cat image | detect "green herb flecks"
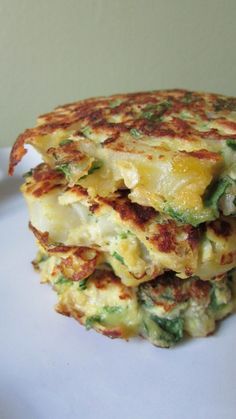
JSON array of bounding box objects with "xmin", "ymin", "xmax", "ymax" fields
[
  {"xmin": 130, "ymin": 128, "xmax": 143, "ymax": 139},
  {"xmin": 226, "ymin": 139, "xmax": 236, "ymax": 150},
  {"xmin": 59, "ymin": 139, "xmax": 73, "ymax": 146},
  {"xmin": 112, "ymin": 251, "xmax": 125, "ymax": 265},
  {"xmin": 109, "ymin": 98, "xmax": 123, "ymax": 108}
]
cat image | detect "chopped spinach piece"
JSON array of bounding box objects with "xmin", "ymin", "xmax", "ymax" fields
[
  {"xmin": 166, "ymin": 207, "xmax": 187, "ymax": 224},
  {"xmin": 144, "ymin": 100, "xmax": 172, "ymax": 112},
  {"xmin": 227, "ymin": 269, "xmax": 236, "ymax": 284},
  {"xmin": 109, "ymin": 98, "xmax": 123, "ymax": 108},
  {"xmin": 142, "ymin": 110, "xmax": 158, "ymax": 121},
  {"xmin": 165, "ymin": 206, "xmax": 205, "ymax": 227},
  {"xmin": 151, "ymin": 315, "xmax": 184, "ymax": 343},
  {"xmin": 130, "ymin": 128, "xmax": 142, "ymax": 139},
  {"xmin": 38, "ymin": 254, "xmax": 49, "ymax": 263},
  {"xmin": 160, "ymin": 293, "xmax": 175, "ymax": 302},
  {"xmin": 55, "ymin": 276, "xmax": 72, "ymax": 286},
  {"xmin": 23, "ymin": 169, "xmax": 33, "ymax": 178},
  {"xmin": 112, "ymin": 251, "xmax": 125, "ymax": 265},
  {"xmin": 182, "ymin": 92, "xmax": 194, "ymax": 104},
  {"xmin": 78, "ymin": 278, "xmax": 88, "ymax": 290},
  {"xmin": 142, "ymin": 320, "xmax": 149, "ymax": 335},
  {"xmin": 88, "ymin": 161, "xmax": 103, "ymax": 175},
  {"xmin": 214, "ymin": 98, "xmax": 236, "ymax": 112},
  {"xmin": 119, "ymin": 232, "xmax": 128, "ymax": 239},
  {"xmin": 103, "ymin": 306, "xmax": 122, "ymax": 314},
  {"xmin": 56, "ymin": 163, "xmax": 71, "ymax": 178},
  {"xmin": 85, "ymin": 315, "xmax": 102, "ymax": 330},
  {"xmin": 226, "ymin": 139, "xmax": 236, "ymax": 150},
  {"xmin": 119, "ymin": 230, "xmax": 132, "ymax": 239},
  {"xmin": 205, "ymin": 177, "xmax": 233, "ymax": 215},
  {"xmin": 59, "ymin": 139, "xmax": 73, "ymax": 146},
  {"xmin": 138, "ymin": 292, "xmax": 154, "ymax": 309},
  {"xmin": 209, "ymin": 285, "xmax": 228, "ymax": 312},
  {"xmin": 81, "ymin": 126, "xmax": 92, "ymax": 138},
  {"xmin": 105, "ymin": 262, "xmax": 112, "ymax": 268},
  {"xmin": 179, "ymin": 111, "xmax": 191, "ymax": 120},
  {"xmin": 80, "ymin": 160, "xmax": 103, "ymax": 180},
  {"xmin": 141, "ymin": 100, "xmax": 172, "ymax": 122}
]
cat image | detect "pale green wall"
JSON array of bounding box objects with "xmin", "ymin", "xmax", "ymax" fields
[{"xmin": 1, "ymin": 0, "xmax": 236, "ymax": 147}]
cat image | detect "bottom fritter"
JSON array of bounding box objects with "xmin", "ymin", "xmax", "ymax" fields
[{"xmin": 34, "ymin": 252, "xmax": 236, "ymax": 348}]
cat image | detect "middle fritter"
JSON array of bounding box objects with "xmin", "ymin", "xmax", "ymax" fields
[{"xmin": 22, "ymin": 163, "xmax": 236, "ymax": 287}]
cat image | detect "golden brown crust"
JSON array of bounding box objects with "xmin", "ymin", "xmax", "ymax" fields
[
  {"xmin": 47, "ymin": 141, "xmax": 88, "ymax": 165},
  {"xmin": 24, "ymin": 164, "xmax": 65, "ymax": 197},
  {"xmin": 58, "ymin": 248, "xmax": 99, "ymax": 282},
  {"xmin": 9, "ymin": 89, "xmax": 236, "ymax": 174},
  {"xmin": 181, "ymin": 149, "xmax": 221, "ymax": 161},
  {"xmin": 142, "ymin": 273, "xmax": 211, "ymax": 308},
  {"xmin": 29, "ymin": 223, "xmax": 101, "ymax": 281},
  {"xmin": 9, "ymin": 130, "xmax": 29, "ymax": 175},
  {"xmin": 99, "ymin": 191, "xmax": 157, "ymax": 229},
  {"xmin": 189, "ymin": 279, "xmax": 211, "ymax": 300},
  {"xmin": 96, "ymin": 191, "xmax": 199, "ymax": 259},
  {"xmin": 149, "ymin": 222, "xmax": 179, "ymax": 253}
]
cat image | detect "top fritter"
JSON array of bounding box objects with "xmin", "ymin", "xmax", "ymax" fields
[{"xmin": 9, "ymin": 89, "xmax": 236, "ymax": 226}]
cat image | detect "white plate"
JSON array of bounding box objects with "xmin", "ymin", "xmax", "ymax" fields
[{"xmin": 1, "ymin": 147, "xmax": 236, "ymax": 419}]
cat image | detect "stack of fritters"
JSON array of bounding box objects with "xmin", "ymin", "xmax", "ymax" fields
[{"xmin": 9, "ymin": 89, "xmax": 236, "ymax": 347}]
